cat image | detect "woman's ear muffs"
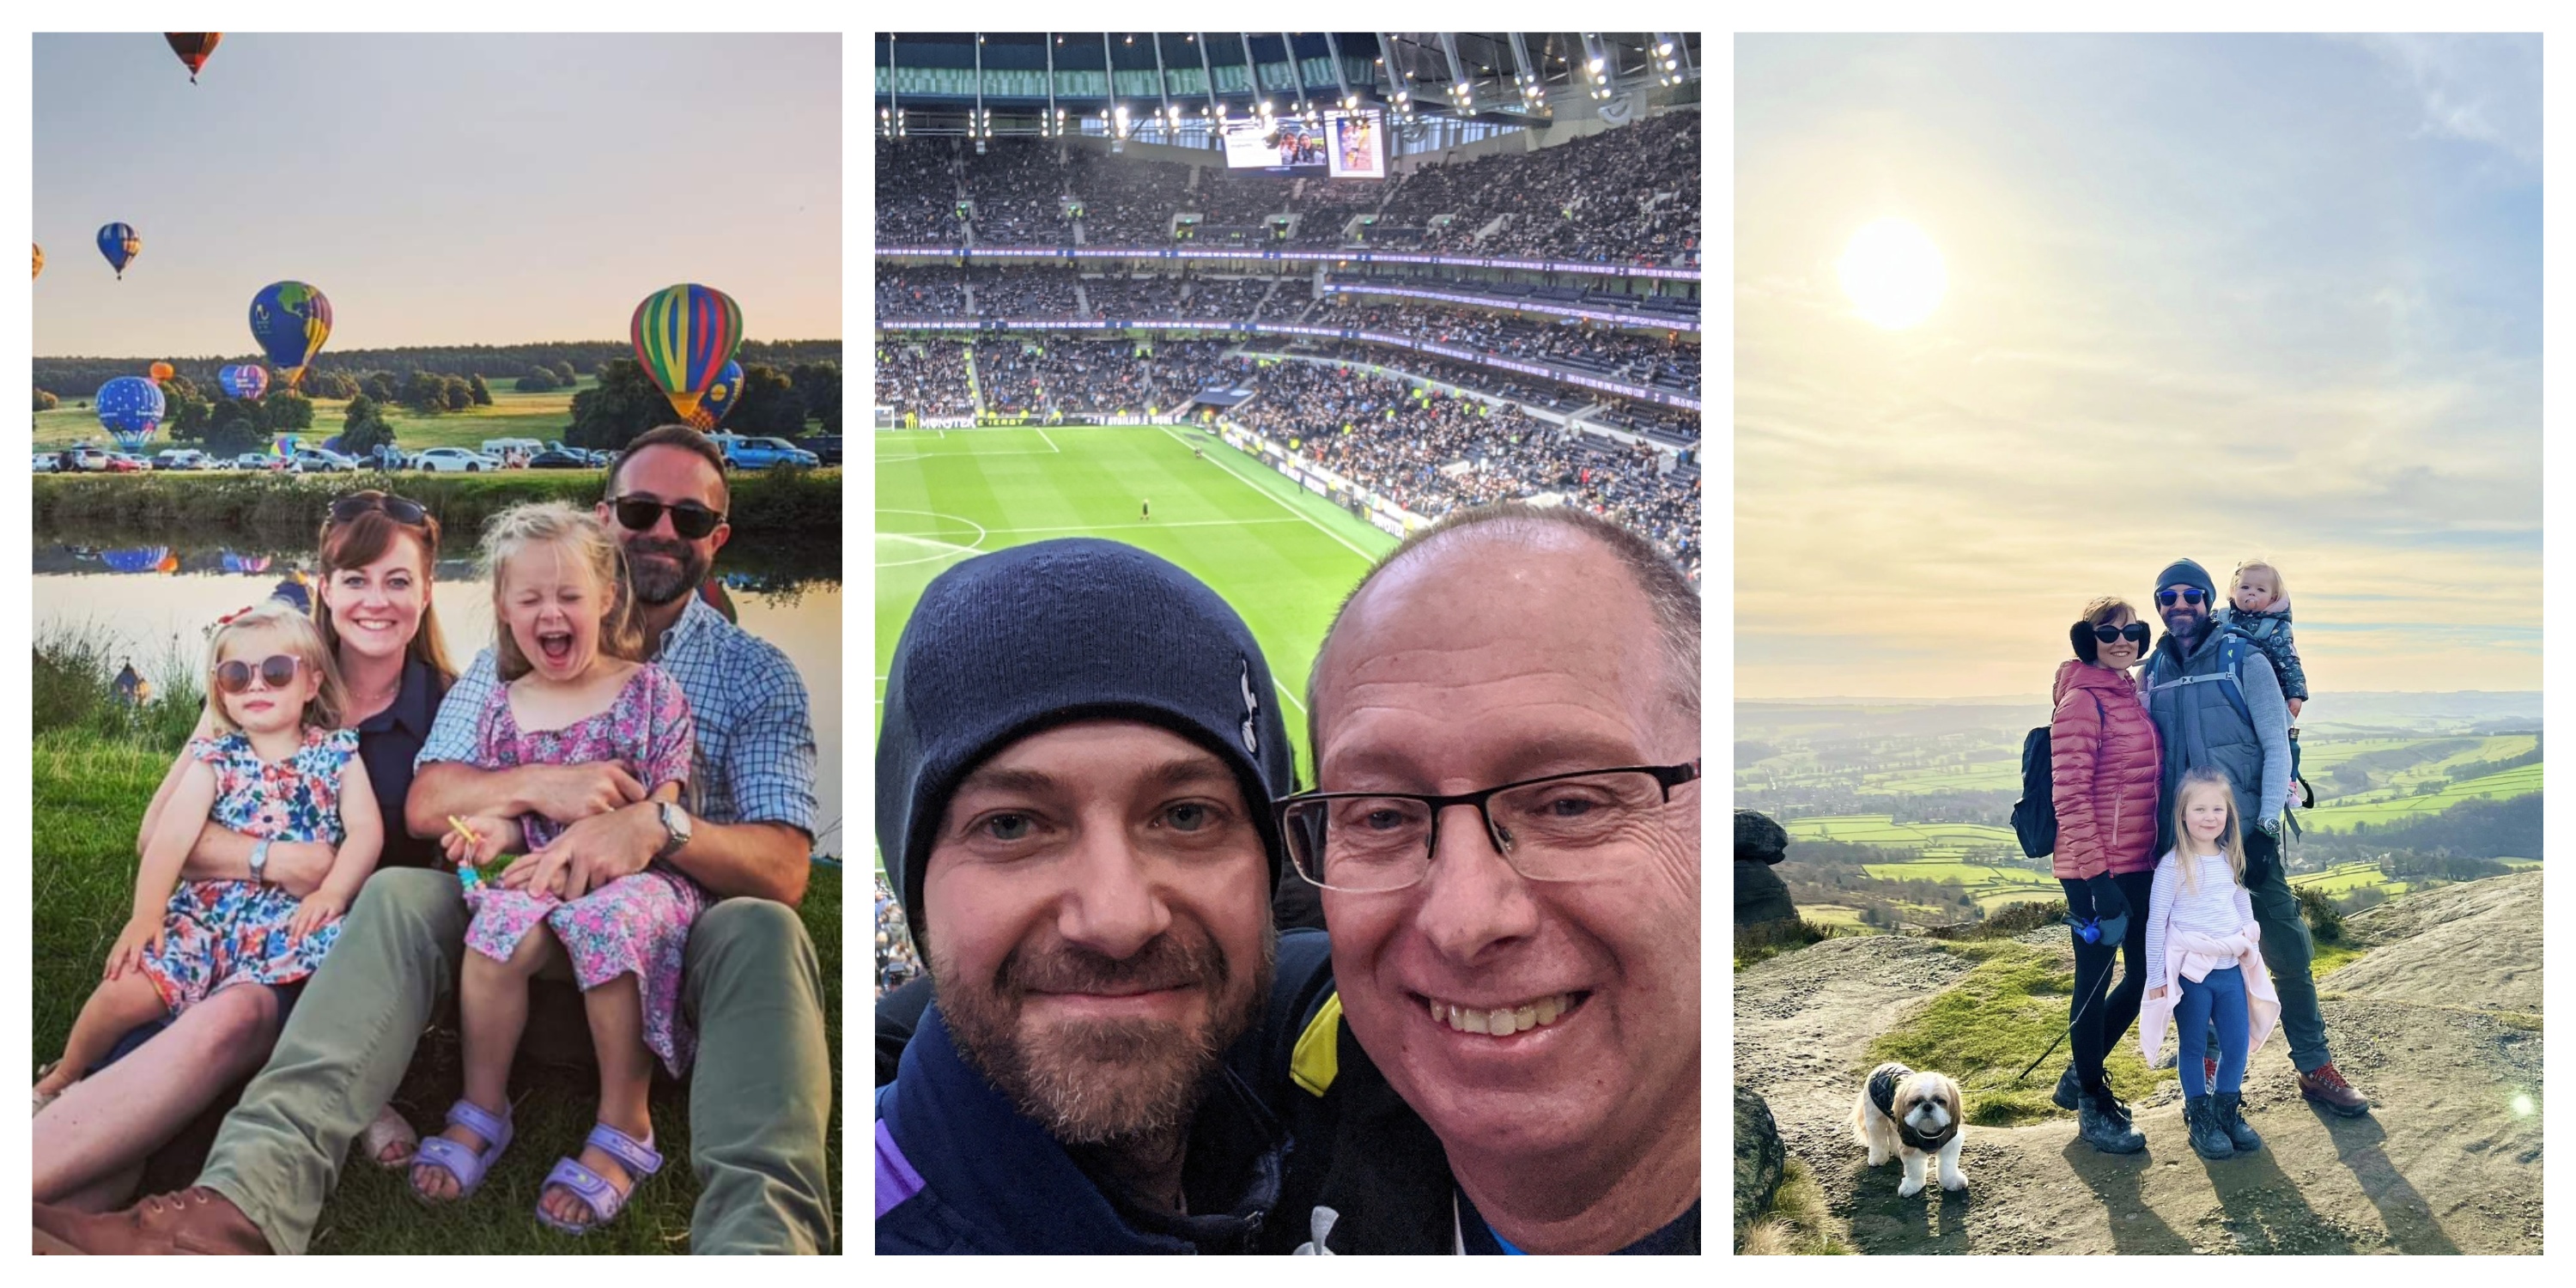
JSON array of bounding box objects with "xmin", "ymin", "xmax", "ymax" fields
[{"xmin": 2070, "ymin": 620, "xmax": 2099, "ymax": 663}]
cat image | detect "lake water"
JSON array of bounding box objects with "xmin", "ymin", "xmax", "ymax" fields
[{"xmin": 33, "ymin": 529, "xmax": 845, "ymax": 857}]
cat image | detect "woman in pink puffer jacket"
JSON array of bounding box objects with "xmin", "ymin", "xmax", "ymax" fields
[{"xmin": 2048, "ymin": 597, "xmax": 2164, "ymax": 1151}]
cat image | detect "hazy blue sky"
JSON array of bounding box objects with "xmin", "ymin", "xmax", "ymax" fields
[
  {"xmin": 34, "ymin": 33, "xmax": 841, "ymax": 356},
  {"xmin": 1736, "ymin": 34, "xmax": 2540, "ymax": 699}
]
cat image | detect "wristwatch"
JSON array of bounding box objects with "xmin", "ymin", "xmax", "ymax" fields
[
  {"xmin": 249, "ymin": 838, "xmax": 273, "ymax": 884},
  {"xmin": 653, "ymin": 801, "xmax": 693, "ymax": 861}
]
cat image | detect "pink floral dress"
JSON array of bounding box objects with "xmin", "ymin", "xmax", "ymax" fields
[
  {"xmin": 140, "ymin": 727, "xmax": 361, "ymax": 1014},
  {"xmin": 460, "ymin": 665, "xmax": 702, "ymax": 1075}
]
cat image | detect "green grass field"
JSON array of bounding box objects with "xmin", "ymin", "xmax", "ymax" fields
[
  {"xmin": 36, "ymin": 378, "xmax": 596, "ymax": 454},
  {"xmin": 1783, "ymin": 816, "xmax": 2021, "ymax": 848},
  {"xmin": 874, "ymin": 424, "xmax": 1400, "ymax": 860},
  {"xmin": 2302, "ymin": 762, "xmax": 2543, "ymax": 832},
  {"xmin": 2289, "ymin": 860, "xmax": 2413, "ymax": 899}
]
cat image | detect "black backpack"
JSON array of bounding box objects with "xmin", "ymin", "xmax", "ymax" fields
[{"xmin": 2011, "ymin": 725, "xmax": 2058, "ymax": 859}]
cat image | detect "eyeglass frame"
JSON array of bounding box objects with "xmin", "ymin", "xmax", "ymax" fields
[{"xmin": 1274, "ymin": 759, "xmax": 1703, "ymax": 892}]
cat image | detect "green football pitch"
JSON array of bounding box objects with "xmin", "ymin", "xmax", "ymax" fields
[{"xmin": 875, "ymin": 424, "xmax": 1400, "ymax": 867}]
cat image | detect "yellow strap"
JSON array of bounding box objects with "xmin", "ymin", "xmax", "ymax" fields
[{"xmin": 1290, "ymin": 991, "xmax": 1343, "ymax": 1097}]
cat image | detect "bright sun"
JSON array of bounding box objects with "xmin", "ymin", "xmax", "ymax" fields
[{"xmin": 1838, "ymin": 219, "xmax": 1947, "ymax": 329}]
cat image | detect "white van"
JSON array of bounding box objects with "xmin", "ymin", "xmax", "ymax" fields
[{"xmin": 481, "ymin": 438, "xmax": 544, "ymax": 466}]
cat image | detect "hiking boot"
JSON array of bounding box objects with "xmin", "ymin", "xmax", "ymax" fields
[
  {"xmin": 2052, "ymin": 1064, "xmax": 2081, "ymax": 1111},
  {"xmin": 31, "ymin": 1188, "xmax": 270, "ymax": 1255},
  {"xmin": 2215, "ymin": 1091, "xmax": 2263, "ymax": 1152},
  {"xmin": 2077, "ymin": 1091, "xmax": 2145, "ymax": 1154},
  {"xmin": 2298, "ymin": 1063, "xmax": 2372, "ymax": 1117},
  {"xmin": 2184, "ymin": 1096, "xmax": 2236, "ymax": 1160}
]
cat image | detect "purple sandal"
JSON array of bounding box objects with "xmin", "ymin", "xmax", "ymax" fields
[
  {"xmin": 408, "ymin": 1098, "xmax": 513, "ymax": 1206},
  {"xmin": 535, "ymin": 1121, "xmax": 663, "ymax": 1235}
]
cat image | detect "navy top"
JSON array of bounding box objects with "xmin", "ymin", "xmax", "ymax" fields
[{"xmin": 355, "ymin": 657, "xmax": 448, "ymax": 869}]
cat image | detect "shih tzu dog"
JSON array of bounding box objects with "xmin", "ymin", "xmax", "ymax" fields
[{"xmin": 1851, "ymin": 1060, "xmax": 1966, "ymax": 1196}]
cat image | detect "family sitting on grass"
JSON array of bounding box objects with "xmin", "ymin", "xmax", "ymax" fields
[
  {"xmin": 33, "ymin": 425, "xmax": 835, "ymax": 1255},
  {"xmin": 2044, "ymin": 556, "xmax": 2370, "ymax": 1163}
]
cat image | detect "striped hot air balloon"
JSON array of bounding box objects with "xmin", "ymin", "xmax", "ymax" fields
[{"xmin": 630, "ymin": 284, "xmax": 744, "ymax": 424}]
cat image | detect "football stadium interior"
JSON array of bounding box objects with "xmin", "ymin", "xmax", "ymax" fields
[{"xmin": 874, "ymin": 33, "xmax": 1702, "ymax": 961}]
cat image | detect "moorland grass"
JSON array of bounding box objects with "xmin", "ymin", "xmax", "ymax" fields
[
  {"xmin": 31, "ymin": 635, "xmax": 843, "ymax": 1254},
  {"xmin": 1866, "ymin": 940, "xmax": 2169, "ymax": 1126}
]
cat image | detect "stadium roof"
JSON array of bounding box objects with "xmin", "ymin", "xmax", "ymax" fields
[{"xmin": 876, "ymin": 33, "xmax": 1698, "ymax": 137}]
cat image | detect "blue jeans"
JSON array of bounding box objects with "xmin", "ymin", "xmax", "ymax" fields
[{"xmin": 2177, "ymin": 965, "xmax": 2249, "ymax": 1097}]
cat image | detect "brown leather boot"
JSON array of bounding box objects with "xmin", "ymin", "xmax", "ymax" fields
[
  {"xmin": 32, "ymin": 1188, "xmax": 271, "ymax": 1255},
  {"xmin": 2298, "ymin": 1062, "xmax": 2372, "ymax": 1117}
]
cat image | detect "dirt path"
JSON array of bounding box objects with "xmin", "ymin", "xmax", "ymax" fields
[{"xmin": 1735, "ymin": 873, "xmax": 2544, "ymax": 1255}]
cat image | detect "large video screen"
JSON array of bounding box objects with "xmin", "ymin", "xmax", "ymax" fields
[
  {"xmin": 1326, "ymin": 110, "xmax": 1385, "ymax": 179},
  {"xmin": 1222, "ymin": 118, "xmax": 1326, "ymax": 171}
]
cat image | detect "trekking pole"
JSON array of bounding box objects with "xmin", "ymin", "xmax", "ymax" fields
[{"xmin": 2016, "ymin": 921, "xmax": 2124, "ymax": 1084}]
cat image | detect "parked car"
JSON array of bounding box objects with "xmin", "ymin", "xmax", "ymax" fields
[
  {"xmin": 234, "ymin": 452, "xmax": 289, "ymax": 471},
  {"xmin": 151, "ymin": 448, "xmax": 210, "ymax": 471},
  {"xmin": 70, "ymin": 447, "xmax": 118, "ymax": 472},
  {"xmin": 713, "ymin": 434, "xmax": 820, "ymax": 470},
  {"xmin": 526, "ymin": 447, "xmax": 593, "ymax": 470},
  {"xmin": 33, "ymin": 453, "xmax": 57, "ymax": 473},
  {"xmin": 412, "ymin": 447, "xmax": 500, "ymax": 473},
  {"xmin": 289, "ymin": 447, "xmax": 361, "ymax": 473},
  {"xmin": 805, "ymin": 434, "xmax": 843, "ymax": 465},
  {"xmin": 98, "ymin": 453, "xmax": 148, "ymax": 473}
]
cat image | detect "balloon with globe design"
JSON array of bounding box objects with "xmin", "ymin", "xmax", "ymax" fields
[
  {"xmin": 96, "ymin": 375, "xmax": 167, "ymax": 451},
  {"xmin": 630, "ymin": 283, "xmax": 742, "ymax": 424},
  {"xmin": 248, "ymin": 282, "xmax": 332, "ymax": 391}
]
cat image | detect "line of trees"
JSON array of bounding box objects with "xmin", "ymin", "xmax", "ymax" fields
[{"xmin": 33, "ymin": 339, "xmax": 841, "ymax": 400}]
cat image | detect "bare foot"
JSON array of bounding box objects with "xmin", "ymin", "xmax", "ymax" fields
[{"xmin": 539, "ymin": 1131, "xmax": 647, "ymax": 1229}]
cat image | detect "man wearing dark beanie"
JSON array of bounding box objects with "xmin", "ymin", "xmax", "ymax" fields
[{"xmin": 874, "ymin": 538, "xmax": 1321, "ymax": 1253}]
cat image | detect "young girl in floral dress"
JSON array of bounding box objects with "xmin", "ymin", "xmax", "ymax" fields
[
  {"xmin": 33, "ymin": 603, "xmax": 383, "ymax": 1111},
  {"xmin": 408, "ymin": 502, "xmax": 696, "ymax": 1236}
]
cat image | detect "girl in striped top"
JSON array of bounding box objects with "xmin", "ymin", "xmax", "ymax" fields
[{"xmin": 2141, "ymin": 769, "xmax": 2280, "ymax": 1158}]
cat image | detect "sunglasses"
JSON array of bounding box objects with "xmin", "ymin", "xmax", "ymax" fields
[
  {"xmin": 611, "ymin": 496, "xmax": 725, "ymax": 540},
  {"xmin": 330, "ymin": 492, "xmax": 428, "ymax": 526},
  {"xmin": 2154, "ymin": 587, "xmax": 2210, "ymax": 607},
  {"xmin": 215, "ymin": 653, "xmax": 304, "ymax": 694},
  {"xmin": 2091, "ymin": 623, "xmax": 2151, "ymax": 646}
]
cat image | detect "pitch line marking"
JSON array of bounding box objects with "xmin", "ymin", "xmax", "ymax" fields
[{"xmin": 1155, "ymin": 425, "xmax": 1376, "ymax": 564}]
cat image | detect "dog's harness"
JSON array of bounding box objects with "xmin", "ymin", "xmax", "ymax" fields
[{"xmin": 1868, "ymin": 1061, "xmax": 1959, "ymax": 1152}]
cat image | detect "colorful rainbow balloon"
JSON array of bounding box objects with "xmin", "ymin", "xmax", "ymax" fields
[
  {"xmin": 630, "ymin": 284, "xmax": 743, "ymax": 424},
  {"xmin": 97, "ymin": 223, "xmax": 141, "ymax": 279},
  {"xmin": 248, "ymin": 282, "xmax": 332, "ymax": 390},
  {"xmin": 218, "ymin": 364, "xmax": 270, "ymax": 400}
]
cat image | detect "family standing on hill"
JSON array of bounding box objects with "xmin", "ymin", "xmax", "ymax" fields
[
  {"xmin": 33, "ymin": 426, "xmax": 835, "ymax": 1255},
  {"xmin": 2044, "ymin": 556, "xmax": 2369, "ymax": 1163}
]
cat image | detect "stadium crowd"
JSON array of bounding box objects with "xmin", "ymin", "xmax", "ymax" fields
[
  {"xmin": 878, "ymin": 339, "xmax": 975, "ymax": 418},
  {"xmin": 959, "ymin": 338, "xmax": 1239, "ymax": 417},
  {"xmin": 875, "ymin": 874, "xmax": 922, "ymax": 997},
  {"xmin": 1341, "ymin": 303, "xmax": 1700, "ymax": 398}
]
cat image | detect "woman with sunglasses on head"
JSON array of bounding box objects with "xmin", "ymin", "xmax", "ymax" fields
[
  {"xmin": 34, "ymin": 491, "xmax": 454, "ymax": 1208},
  {"xmin": 34, "ymin": 604, "xmax": 383, "ymax": 1118},
  {"xmin": 2047, "ymin": 596, "xmax": 2162, "ymax": 1154}
]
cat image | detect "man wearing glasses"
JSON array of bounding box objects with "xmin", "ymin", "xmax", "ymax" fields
[
  {"xmin": 2140, "ymin": 557, "xmax": 2369, "ymax": 1116},
  {"xmin": 1267, "ymin": 504, "xmax": 1702, "ymax": 1254},
  {"xmin": 37, "ymin": 426, "xmax": 831, "ymax": 1255}
]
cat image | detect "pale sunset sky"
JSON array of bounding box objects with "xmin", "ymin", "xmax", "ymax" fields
[
  {"xmin": 1735, "ymin": 34, "xmax": 2539, "ymax": 701},
  {"xmin": 34, "ymin": 33, "xmax": 841, "ymax": 355}
]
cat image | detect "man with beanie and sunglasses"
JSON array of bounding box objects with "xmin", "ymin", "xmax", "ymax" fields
[
  {"xmin": 2142, "ymin": 557, "xmax": 2370, "ymax": 1116},
  {"xmin": 874, "ymin": 539, "xmax": 1324, "ymax": 1254}
]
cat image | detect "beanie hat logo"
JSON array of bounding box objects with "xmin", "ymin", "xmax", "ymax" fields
[{"xmin": 1239, "ymin": 658, "xmax": 1261, "ymax": 756}]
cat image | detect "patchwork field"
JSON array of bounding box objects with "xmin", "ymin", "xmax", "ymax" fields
[{"xmin": 2302, "ymin": 763, "xmax": 2543, "ymax": 833}]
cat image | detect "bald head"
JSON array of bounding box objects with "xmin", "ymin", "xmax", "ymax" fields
[{"xmin": 1308, "ymin": 504, "xmax": 1701, "ymax": 768}]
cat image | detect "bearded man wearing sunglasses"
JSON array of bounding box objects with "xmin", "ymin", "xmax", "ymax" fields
[
  {"xmin": 2140, "ymin": 558, "xmax": 2369, "ymax": 1117},
  {"xmin": 37, "ymin": 426, "xmax": 833, "ymax": 1255}
]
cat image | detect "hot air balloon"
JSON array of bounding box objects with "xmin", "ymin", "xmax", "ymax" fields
[
  {"xmin": 222, "ymin": 551, "xmax": 274, "ymax": 575},
  {"xmin": 166, "ymin": 33, "xmax": 222, "ymax": 83},
  {"xmin": 149, "ymin": 361, "xmax": 175, "ymax": 383},
  {"xmin": 630, "ymin": 284, "xmax": 743, "ymax": 424},
  {"xmin": 95, "ymin": 376, "xmax": 167, "ymax": 451},
  {"xmin": 218, "ymin": 364, "xmax": 270, "ymax": 400},
  {"xmin": 97, "ymin": 223, "xmax": 141, "ymax": 279},
  {"xmin": 248, "ymin": 283, "xmax": 332, "ymax": 390},
  {"xmin": 690, "ymin": 360, "xmax": 746, "ymax": 429},
  {"xmin": 32, "ymin": 243, "xmax": 41, "ymax": 279},
  {"xmin": 103, "ymin": 547, "xmax": 173, "ymax": 574}
]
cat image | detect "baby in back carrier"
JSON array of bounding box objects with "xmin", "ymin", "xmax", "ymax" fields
[{"xmin": 2220, "ymin": 559, "xmax": 2306, "ymax": 806}]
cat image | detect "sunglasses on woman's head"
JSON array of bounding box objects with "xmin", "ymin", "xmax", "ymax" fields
[
  {"xmin": 215, "ymin": 653, "xmax": 303, "ymax": 694},
  {"xmin": 329, "ymin": 492, "xmax": 428, "ymax": 526},
  {"xmin": 2091, "ymin": 623, "xmax": 2151, "ymax": 645},
  {"xmin": 2154, "ymin": 587, "xmax": 2210, "ymax": 607},
  {"xmin": 611, "ymin": 496, "xmax": 724, "ymax": 540}
]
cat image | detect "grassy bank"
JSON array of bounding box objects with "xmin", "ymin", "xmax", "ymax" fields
[
  {"xmin": 1866, "ymin": 940, "xmax": 2168, "ymax": 1126},
  {"xmin": 34, "ymin": 466, "xmax": 841, "ymax": 542},
  {"xmin": 32, "ymin": 634, "xmax": 843, "ymax": 1254}
]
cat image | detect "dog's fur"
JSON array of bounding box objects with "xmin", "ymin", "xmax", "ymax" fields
[{"xmin": 1850, "ymin": 1061, "xmax": 1966, "ymax": 1196}]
